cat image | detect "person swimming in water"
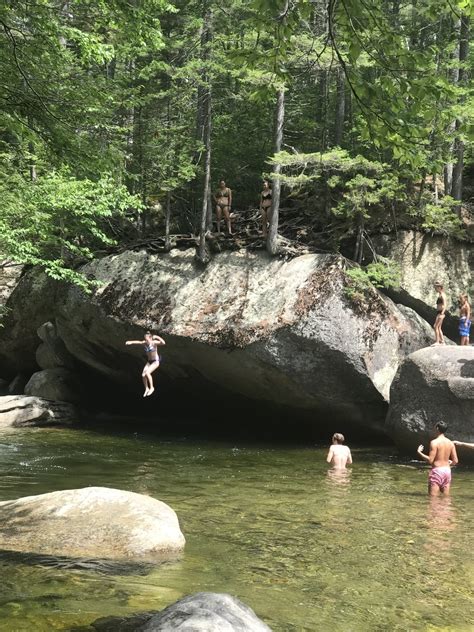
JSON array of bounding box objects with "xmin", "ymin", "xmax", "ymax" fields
[
  {"xmin": 326, "ymin": 433, "xmax": 353, "ymax": 469},
  {"xmin": 125, "ymin": 331, "xmax": 165, "ymax": 397},
  {"xmin": 214, "ymin": 179, "xmax": 232, "ymax": 235},
  {"xmin": 433, "ymin": 281, "xmax": 447, "ymax": 345},
  {"xmin": 259, "ymin": 179, "xmax": 272, "ymax": 237},
  {"xmin": 458, "ymin": 293, "xmax": 471, "ymax": 346},
  {"xmin": 417, "ymin": 421, "xmax": 458, "ymax": 496}
]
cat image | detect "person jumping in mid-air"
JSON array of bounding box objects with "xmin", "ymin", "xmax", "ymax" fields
[{"xmin": 125, "ymin": 331, "xmax": 165, "ymax": 397}]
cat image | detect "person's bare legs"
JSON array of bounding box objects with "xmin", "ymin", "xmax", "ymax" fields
[
  {"xmin": 216, "ymin": 205, "xmax": 222, "ymax": 234},
  {"xmin": 429, "ymin": 482, "xmax": 441, "ymax": 496},
  {"xmin": 223, "ymin": 206, "xmax": 232, "ymax": 235},
  {"xmin": 144, "ymin": 361, "xmax": 160, "ymax": 396},
  {"xmin": 461, "ymin": 335, "xmax": 469, "ymax": 346},
  {"xmin": 261, "ymin": 208, "xmax": 268, "ymax": 237},
  {"xmin": 141, "ymin": 366, "xmax": 150, "ymax": 397},
  {"xmin": 433, "ymin": 314, "xmax": 445, "ymax": 344}
]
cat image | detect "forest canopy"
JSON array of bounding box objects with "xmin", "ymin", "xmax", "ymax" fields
[{"xmin": 0, "ymin": 0, "xmax": 472, "ymax": 279}]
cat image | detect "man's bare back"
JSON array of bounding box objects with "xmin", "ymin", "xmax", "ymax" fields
[
  {"xmin": 417, "ymin": 423, "xmax": 458, "ymax": 495},
  {"xmin": 327, "ymin": 433, "xmax": 352, "ymax": 469},
  {"xmin": 429, "ymin": 435, "xmax": 457, "ymax": 467}
]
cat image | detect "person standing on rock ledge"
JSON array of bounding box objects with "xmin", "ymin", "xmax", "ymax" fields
[
  {"xmin": 326, "ymin": 433, "xmax": 352, "ymax": 469},
  {"xmin": 417, "ymin": 422, "xmax": 458, "ymax": 496},
  {"xmin": 458, "ymin": 294, "xmax": 471, "ymax": 346},
  {"xmin": 432, "ymin": 282, "xmax": 447, "ymax": 345},
  {"xmin": 125, "ymin": 331, "xmax": 165, "ymax": 397}
]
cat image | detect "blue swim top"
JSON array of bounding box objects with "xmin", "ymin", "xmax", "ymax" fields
[{"xmin": 144, "ymin": 343, "xmax": 155, "ymax": 353}]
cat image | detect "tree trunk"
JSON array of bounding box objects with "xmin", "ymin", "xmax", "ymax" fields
[
  {"xmin": 267, "ymin": 88, "xmax": 285, "ymax": 256},
  {"xmin": 197, "ymin": 2, "xmax": 212, "ymax": 264},
  {"xmin": 451, "ymin": 13, "xmax": 470, "ymax": 204},
  {"xmin": 197, "ymin": 84, "xmax": 211, "ymax": 263},
  {"xmin": 334, "ymin": 68, "xmax": 345, "ymax": 147},
  {"xmin": 444, "ymin": 18, "xmax": 461, "ymax": 197},
  {"xmin": 164, "ymin": 191, "xmax": 171, "ymax": 251}
]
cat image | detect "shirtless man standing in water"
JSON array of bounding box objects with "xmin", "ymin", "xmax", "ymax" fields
[
  {"xmin": 417, "ymin": 422, "xmax": 458, "ymax": 496},
  {"xmin": 326, "ymin": 433, "xmax": 353, "ymax": 469}
]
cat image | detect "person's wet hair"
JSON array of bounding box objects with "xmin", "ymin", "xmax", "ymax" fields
[
  {"xmin": 435, "ymin": 421, "xmax": 448, "ymax": 434},
  {"xmin": 332, "ymin": 433, "xmax": 345, "ymax": 444}
]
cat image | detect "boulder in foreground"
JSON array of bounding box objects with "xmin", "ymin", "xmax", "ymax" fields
[
  {"xmin": 0, "ymin": 487, "xmax": 185, "ymax": 562},
  {"xmin": 91, "ymin": 592, "xmax": 272, "ymax": 632},
  {"xmin": 0, "ymin": 395, "xmax": 77, "ymax": 427},
  {"xmin": 385, "ymin": 346, "xmax": 474, "ymax": 450}
]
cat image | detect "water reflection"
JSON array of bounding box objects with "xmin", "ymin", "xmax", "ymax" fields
[
  {"xmin": 426, "ymin": 495, "xmax": 457, "ymax": 534},
  {"xmin": 326, "ymin": 467, "xmax": 352, "ymax": 487}
]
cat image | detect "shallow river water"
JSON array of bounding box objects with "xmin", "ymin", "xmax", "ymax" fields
[{"xmin": 0, "ymin": 426, "xmax": 472, "ymax": 632}]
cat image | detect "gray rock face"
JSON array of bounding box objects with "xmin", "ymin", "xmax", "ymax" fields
[
  {"xmin": 0, "ymin": 487, "xmax": 185, "ymax": 562},
  {"xmin": 24, "ymin": 367, "xmax": 81, "ymax": 403},
  {"xmin": 91, "ymin": 593, "xmax": 272, "ymax": 632},
  {"xmin": 50, "ymin": 249, "xmax": 434, "ymax": 431},
  {"xmin": 371, "ymin": 230, "xmax": 473, "ymax": 340},
  {"xmin": 0, "ymin": 272, "xmax": 57, "ymax": 376},
  {"xmin": 0, "ymin": 395, "xmax": 77, "ymax": 427},
  {"xmin": 385, "ymin": 346, "xmax": 474, "ymax": 450},
  {"xmin": 7, "ymin": 373, "xmax": 29, "ymax": 395},
  {"xmin": 36, "ymin": 321, "xmax": 75, "ymax": 369}
]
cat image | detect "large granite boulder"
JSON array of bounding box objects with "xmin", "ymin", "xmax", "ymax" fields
[
  {"xmin": 35, "ymin": 321, "xmax": 75, "ymax": 370},
  {"xmin": 0, "ymin": 487, "xmax": 185, "ymax": 562},
  {"xmin": 0, "ymin": 271, "xmax": 57, "ymax": 376},
  {"xmin": 385, "ymin": 346, "xmax": 474, "ymax": 451},
  {"xmin": 371, "ymin": 230, "xmax": 473, "ymax": 341},
  {"xmin": 91, "ymin": 593, "xmax": 272, "ymax": 632},
  {"xmin": 24, "ymin": 367, "xmax": 81, "ymax": 403},
  {"xmin": 0, "ymin": 395, "xmax": 77, "ymax": 427},
  {"xmin": 48, "ymin": 249, "xmax": 434, "ymax": 432}
]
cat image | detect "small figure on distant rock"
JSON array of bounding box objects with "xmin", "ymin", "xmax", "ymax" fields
[
  {"xmin": 432, "ymin": 281, "xmax": 447, "ymax": 345},
  {"xmin": 417, "ymin": 421, "xmax": 458, "ymax": 496},
  {"xmin": 125, "ymin": 331, "xmax": 165, "ymax": 397},
  {"xmin": 260, "ymin": 179, "xmax": 272, "ymax": 238},
  {"xmin": 214, "ymin": 179, "xmax": 232, "ymax": 235},
  {"xmin": 326, "ymin": 433, "xmax": 352, "ymax": 469},
  {"xmin": 458, "ymin": 293, "xmax": 471, "ymax": 346}
]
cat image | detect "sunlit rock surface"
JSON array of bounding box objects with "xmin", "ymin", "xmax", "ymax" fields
[
  {"xmin": 91, "ymin": 592, "xmax": 272, "ymax": 632},
  {"xmin": 385, "ymin": 346, "xmax": 474, "ymax": 450},
  {"xmin": 371, "ymin": 230, "xmax": 473, "ymax": 340},
  {"xmin": 0, "ymin": 395, "xmax": 76, "ymax": 427},
  {"xmin": 0, "ymin": 487, "xmax": 185, "ymax": 562},
  {"xmin": 50, "ymin": 249, "xmax": 433, "ymax": 430}
]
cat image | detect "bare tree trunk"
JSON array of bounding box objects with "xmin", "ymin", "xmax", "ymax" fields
[
  {"xmin": 197, "ymin": 86, "xmax": 211, "ymax": 263},
  {"xmin": 444, "ymin": 18, "xmax": 461, "ymax": 196},
  {"xmin": 197, "ymin": 2, "xmax": 212, "ymax": 264},
  {"xmin": 267, "ymin": 88, "xmax": 285, "ymax": 256},
  {"xmin": 164, "ymin": 191, "xmax": 171, "ymax": 251},
  {"xmin": 452, "ymin": 13, "xmax": 470, "ymax": 204},
  {"xmin": 334, "ymin": 68, "xmax": 345, "ymax": 147}
]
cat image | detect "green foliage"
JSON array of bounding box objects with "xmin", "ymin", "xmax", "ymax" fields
[
  {"xmin": 0, "ymin": 169, "xmax": 141, "ymax": 290},
  {"xmin": 345, "ymin": 259, "xmax": 401, "ymax": 305}
]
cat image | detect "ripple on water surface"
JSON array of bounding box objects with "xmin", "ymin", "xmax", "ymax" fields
[{"xmin": 0, "ymin": 427, "xmax": 472, "ymax": 632}]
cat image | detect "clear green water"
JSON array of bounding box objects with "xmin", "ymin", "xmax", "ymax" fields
[{"xmin": 0, "ymin": 426, "xmax": 472, "ymax": 632}]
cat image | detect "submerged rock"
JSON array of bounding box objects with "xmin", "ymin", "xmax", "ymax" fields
[
  {"xmin": 0, "ymin": 394, "xmax": 77, "ymax": 427},
  {"xmin": 385, "ymin": 346, "xmax": 474, "ymax": 450},
  {"xmin": 91, "ymin": 592, "xmax": 272, "ymax": 631},
  {"xmin": 0, "ymin": 487, "xmax": 185, "ymax": 562}
]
